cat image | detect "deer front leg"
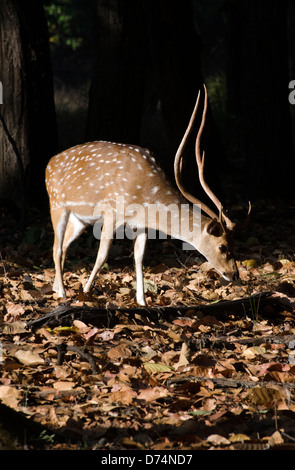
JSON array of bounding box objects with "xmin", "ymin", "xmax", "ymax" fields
[
  {"xmin": 84, "ymin": 219, "xmax": 115, "ymax": 294},
  {"xmin": 133, "ymin": 230, "xmax": 148, "ymax": 306}
]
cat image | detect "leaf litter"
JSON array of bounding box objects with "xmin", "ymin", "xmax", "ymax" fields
[{"xmin": 1, "ymin": 203, "xmax": 295, "ymax": 449}]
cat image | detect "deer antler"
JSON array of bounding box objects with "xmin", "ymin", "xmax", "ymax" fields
[
  {"xmin": 174, "ymin": 89, "xmax": 219, "ymax": 220},
  {"xmin": 174, "ymin": 84, "xmax": 235, "ymax": 231},
  {"xmin": 195, "ymin": 85, "xmax": 235, "ymax": 230}
]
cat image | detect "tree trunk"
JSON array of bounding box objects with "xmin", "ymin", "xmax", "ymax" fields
[
  {"xmin": 0, "ymin": 0, "xmax": 57, "ymax": 210},
  {"xmin": 0, "ymin": 0, "xmax": 28, "ymax": 203},
  {"xmin": 226, "ymin": 0, "xmax": 293, "ymax": 201},
  {"xmin": 86, "ymin": 0, "xmax": 147, "ymax": 145}
]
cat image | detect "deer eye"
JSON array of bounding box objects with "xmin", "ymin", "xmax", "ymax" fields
[{"xmin": 219, "ymin": 244, "xmax": 227, "ymax": 254}]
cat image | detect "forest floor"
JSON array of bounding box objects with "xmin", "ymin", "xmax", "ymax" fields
[{"xmin": 1, "ymin": 201, "xmax": 295, "ymax": 451}]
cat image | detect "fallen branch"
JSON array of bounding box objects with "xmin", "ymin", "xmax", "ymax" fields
[
  {"xmin": 167, "ymin": 375, "xmax": 295, "ymax": 391},
  {"xmin": 206, "ymin": 333, "xmax": 295, "ymax": 349},
  {"xmin": 27, "ymin": 292, "xmax": 291, "ymax": 331}
]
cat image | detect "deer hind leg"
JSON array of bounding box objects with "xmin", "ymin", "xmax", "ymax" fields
[
  {"xmin": 133, "ymin": 230, "xmax": 148, "ymax": 306},
  {"xmin": 83, "ymin": 216, "xmax": 115, "ymax": 293},
  {"xmin": 52, "ymin": 211, "xmax": 87, "ymax": 297},
  {"xmin": 51, "ymin": 208, "xmax": 70, "ymax": 298}
]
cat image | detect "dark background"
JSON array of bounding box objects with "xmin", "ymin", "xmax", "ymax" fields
[{"xmin": 0, "ymin": 0, "xmax": 295, "ymax": 223}]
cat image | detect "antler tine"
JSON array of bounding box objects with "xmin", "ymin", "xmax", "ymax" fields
[
  {"xmin": 195, "ymin": 86, "xmax": 222, "ymax": 215},
  {"xmin": 195, "ymin": 85, "xmax": 235, "ymax": 231},
  {"xmin": 174, "ymin": 88, "xmax": 219, "ymax": 221}
]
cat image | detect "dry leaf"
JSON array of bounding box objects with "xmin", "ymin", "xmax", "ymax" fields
[
  {"xmin": 53, "ymin": 381, "xmax": 75, "ymax": 391},
  {"xmin": 137, "ymin": 387, "xmax": 169, "ymax": 402},
  {"xmin": 174, "ymin": 342, "xmax": 190, "ymax": 370},
  {"xmin": 73, "ymin": 320, "xmax": 90, "ymax": 331},
  {"xmin": 202, "ymin": 398, "xmax": 217, "ymax": 411},
  {"xmin": 229, "ymin": 434, "xmax": 250, "ymax": 443},
  {"xmin": 207, "ymin": 434, "xmax": 230, "ymax": 446},
  {"xmin": 108, "ymin": 389, "xmax": 137, "ymax": 405},
  {"xmin": 83, "ymin": 326, "xmax": 99, "ymax": 340},
  {"xmin": 143, "ymin": 363, "xmax": 174, "ymax": 373},
  {"xmin": 122, "ymin": 273, "xmax": 134, "ymax": 283},
  {"xmin": 96, "ymin": 330, "xmax": 115, "ymax": 341},
  {"xmin": 14, "ymin": 349, "xmax": 45, "ymax": 366},
  {"xmin": 247, "ymin": 387, "xmax": 284, "ymax": 407},
  {"xmin": 107, "ymin": 343, "xmax": 132, "ymax": 360},
  {"xmin": 5, "ymin": 302, "xmax": 25, "ymax": 316},
  {"xmin": 119, "ymin": 287, "xmax": 131, "ymax": 295},
  {"xmin": 3, "ymin": 321, "xmax": 28, "ymax": 334},
  {"xmin": 242, "ymin": 346, "xmax": 266, "ymax": 359},
  {"xmin": 268, "ymin": 431, "xmax": 284, "ymax": 446},
  {"xmin": 167, "ymin": 330, "xmax": 182, "ymax": 342},
  {"xmin": 172, "ymin": 318, "xmax": 195, "ymax": 327},
  {"xmin": 140, "ymin": 346, "xmax": 158, "ymax": 361},
  {"xmin": 20, "ymin": 290, "xmax": 35, "ymax": 301},
  {"xmin": 0, "ymin": 385, "xmax": 21, "ymax": 409}
]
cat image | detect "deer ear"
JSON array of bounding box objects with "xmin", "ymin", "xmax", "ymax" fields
[{"xmin": 206, "ymin": 218, "xmax": 223, "ymax": 237}]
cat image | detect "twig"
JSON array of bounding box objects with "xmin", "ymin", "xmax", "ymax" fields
[
  {"xmin": 55, "ymin": 343, "xmax": 98, "ymax": 374},
  {"xmin": 281, "ymin": 432, "xmax": 295, "ymax": 443}
]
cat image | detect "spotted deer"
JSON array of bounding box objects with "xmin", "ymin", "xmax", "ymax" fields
[{"xmin": 45, "ymin": 85, "xmax": 239, "ymax": 305}]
